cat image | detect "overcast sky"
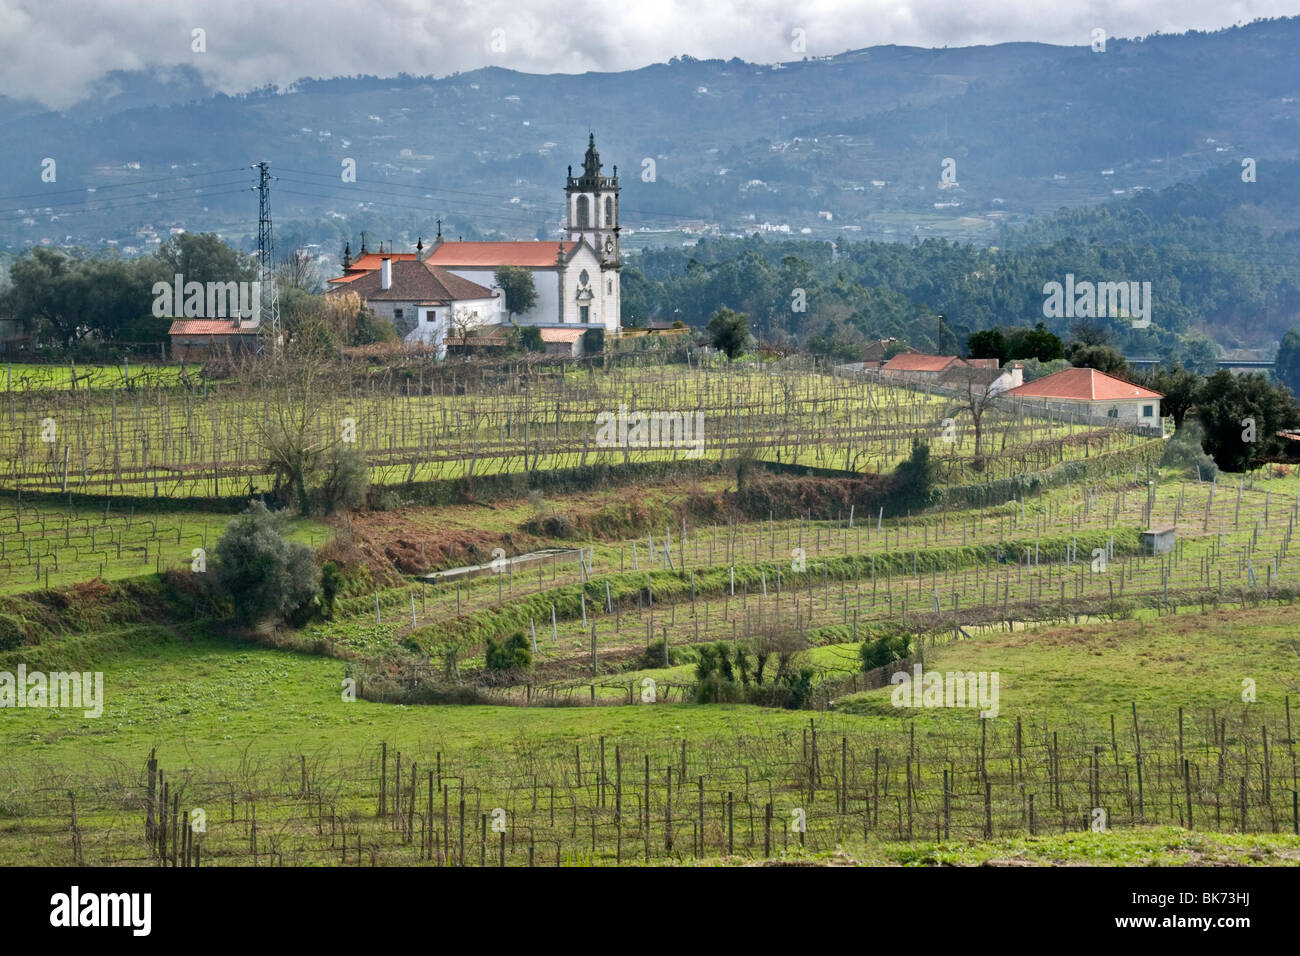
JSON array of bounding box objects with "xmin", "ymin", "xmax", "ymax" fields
[{"xmin": 2, "ymin": 0, "xmax": 1297, "ymax": 109}]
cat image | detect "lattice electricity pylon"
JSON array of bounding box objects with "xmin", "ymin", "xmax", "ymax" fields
[{"xmin": 254, "ymin": 160, "xmax": 280, "ymax": 349}]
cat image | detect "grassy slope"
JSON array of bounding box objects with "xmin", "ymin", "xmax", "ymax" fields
[
  {"xmin": 2, "ymin": 600, "xmax": 1298, "ymax": 865},
  {"xmin": 3, "ymin": 604, "xmax": 1294, "ymax": 770}
]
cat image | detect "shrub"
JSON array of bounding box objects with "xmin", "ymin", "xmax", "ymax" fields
[
  {"xmin": 372, "ymin": 489, "xmax": 406, "ymax": 512},
  {"xmin": 694, "ymin": 637, "xmax": 812, "ymax": 707},
  {"xmin": 1161, "ymin": 425, "xmax": 1219, "ymax": 481},
  {"xmin": 695, "ymin": 673, "xmax": 744, "ymax": 704},
  {"xmin": 320, "ymin": 561, "xmax": 344, "ymax": 618},
  {"xmin": 779, "ymin": 667, "xmax": 815, "ymax": 710},
  {"xmin": 706, "ymin": 307, "xmax": 750, "ymax": 360},
  {"xmin": 639, "ymin": 638, "xmax": 688, "ymax": 669},
  {"xmin": 212, "ymin": 501, "xmax": 320, "ymax": 627},
  {"xmin": 889, "ymin": 438, "xmax": 939, "ymax": 511},
  {"xmin": 1102, "ymin": 598, "xmax": 1136, "ymax": 621},
  {"xmin": 518, "ymin": 326, "xmax": 543, "ymax": 352},
  {"xmin": 860, "ymin": 631, "xmax": 912, "ymax": 670},
  {"xmin": 313, "ymin": 444, "xmax": 369, "ymax": 514},
  {"xmin": 353, "ymin": 308, "xmax": 400, "ymax": 345},
  {"xmin": 0, "ymin": 614, "xmax": 30, "ymax": 651},
  {"xmin": 485, "ymin": 632, "xmax": 532, "ymax": 672}
]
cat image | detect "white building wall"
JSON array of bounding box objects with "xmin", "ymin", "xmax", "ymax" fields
[
  {"xmin": 1030, "ymin": 397, "xmax": 1161, "ymax": 425},
  {"xmin": 602, "ymin": 268, "xmax": 621, "ymax": 330},
  {"xmin": 559, "ymin": 244, "xmax": 611, "ymax": 330},
  {"xmin": 402, "ymin": 296, "xmax": 501, "ymax": 359},
  {"xmin": 440, "ymin": 267, "xmax": 558, "ymax": 325}
]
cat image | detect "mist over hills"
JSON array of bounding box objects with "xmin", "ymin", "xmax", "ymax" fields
[{"xmin": 0, "ymin": 17, "xmax": 1296, "ymax": 258}]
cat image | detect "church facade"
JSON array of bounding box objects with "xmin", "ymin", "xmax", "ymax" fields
[
  {"xmin": 331, "ymin": 135, "xmax": 621, "ymax": 340},
  {"xmin": 428, "ymin": 134, "xmax": 621, "ymax": 331}
]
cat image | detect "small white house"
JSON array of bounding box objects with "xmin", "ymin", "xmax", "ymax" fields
[
  {"xmin": 328, "ymin": 256, "xmax": 502, "ymax": 359},
  {"xmin": 1004, "ymin": 367, "xmax": 1163, "ymax": 426}
]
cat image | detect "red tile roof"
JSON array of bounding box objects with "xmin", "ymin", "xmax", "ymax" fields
[
  {"xmin": 938, "ymin": 364, "xmax": 1004, "ymax": 387},
  {"xmin": 426, "ymin": 241, "xmax": 578, "ymax": 268},
  {"xmin": 328, "ymin": 253, "xmax": 420, "ymax": 284},
  {"xmin": 168, "ymin": 320, "xmax": 255, "ymax": 336},
  {"xmin": 334, "ymin": 260, "xmax": 496, "ymax": 303},
  {"xmin": 882, "ymin": 353, "xmax": 960, "ymax": 373},
  {"xmin": 539, "ymin": 328, "xmax": 585, "ymax": 343},
  {"xmin": 348, "ymin": 252, "xmax": 418, "ymax": 270},
  {"xmin": 1006, "ymin": 367, "xmax": 1163, "ymax": 401}
]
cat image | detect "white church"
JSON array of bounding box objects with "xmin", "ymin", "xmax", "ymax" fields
[{"xmin": 328, "ymin": 134, "xmax": 621, "ymax": 354}]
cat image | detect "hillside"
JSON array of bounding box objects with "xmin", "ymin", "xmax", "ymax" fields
[{"xmin": 1, "ymin": 18, "xmax": 1298, "ymax": 257}]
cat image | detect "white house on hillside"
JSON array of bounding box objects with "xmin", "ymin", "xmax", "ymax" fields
[
  {"xmin": 329, "ymin": 256, "xmax": 501, "ymax": 358},
  {"xmin": 1004, "ymin": 366, "xmax": 1163, "ymax": 426}
]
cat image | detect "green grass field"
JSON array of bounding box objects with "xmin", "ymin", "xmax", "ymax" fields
[{"xmin": 1, "ymin": 603, "xmax": 1296, "ymax": 866}]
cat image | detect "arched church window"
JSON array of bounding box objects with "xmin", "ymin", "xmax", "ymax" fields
[
  {"xmin": 576, "ymin": 195, "xmax": 591, "ymax": 229},
  {"xmin": 604, "ymin": 196, "xmax": 614, "ymax": 226}
]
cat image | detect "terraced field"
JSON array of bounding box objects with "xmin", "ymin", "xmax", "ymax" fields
[
  {"xmin": 2, "ymin": 354, "xmax": 1296, "ymax": 868},
  {"xmin": 0, "ymin": 358, "xmax": 1144, "ymax": 496}
]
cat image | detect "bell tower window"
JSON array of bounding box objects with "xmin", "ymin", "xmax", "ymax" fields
[
  {"xmin": 605, "ymin": 196, "xmax": 614, "ymax": 227},
  {"xmin": 576, "ymin": 195, "xmax": 591, "ymax": 229}
]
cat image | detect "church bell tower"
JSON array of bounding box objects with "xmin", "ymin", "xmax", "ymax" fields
[
  {"xmin": 566, "ymin": 133, "xmax": 620, "ymax": 268},
  {"xmin": 564, "ymin": 133, "xmax": 621, "ymax": 330}
]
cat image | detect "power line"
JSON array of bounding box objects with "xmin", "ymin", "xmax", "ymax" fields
[
  {"xmin": 274, "ymin": 164, "xmax": 703, "ymax": 221},
  {"xmin": 0, "ymin": 186, "xmax": 252, "ymax": 225},
  {"xmin": 0, "ymin": 179, "xmax": 252, "ymax": 219},
  {"xmin": 276, "ymin": 175, "xmax": 555, "ymax": 221},
  {"xmin": 274, "ymin": 186, "xmax": 558, "ymax": 233},
  {"xmin": 0, "ymin": 167, "xmax": 248, "ymax": 204}
]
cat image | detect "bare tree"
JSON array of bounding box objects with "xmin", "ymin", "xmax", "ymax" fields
[
  {"xmin": 248, "ymin": 338, "xmax": 347, "ymax": 515},
  {"xmin": 279, "ymin": 249, "xmax": 324, "ymax": 294},
  {"xmin": 448, "ymin": 306, "xmax": 482, "ymax": 354},
  {"xmin": 946, "ymin": 361, "xmax": 1001, "ymax": 465},
  {"xmin": 321, "ymin": 290, "xmax": 363, "ymax": 344}
]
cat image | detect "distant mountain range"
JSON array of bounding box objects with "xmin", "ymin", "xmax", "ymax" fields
[{"xmin": 0, "ymin": 17, "xmax": 1297, "ymax": 263}]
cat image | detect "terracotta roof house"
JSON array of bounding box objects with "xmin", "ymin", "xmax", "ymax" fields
[
  {"xmin": 167, "ymin": 319, "xmax": 260, "ymax": 361},
  {"xmin": 880, "ymin": 353, "xmax": 963, "ymax": 378},
  {"xmin": 328, "ymin": 250, "xmax": 419, "ymax": 285},
  {"xmin": 1004, "ymin": 367, "xmax": 1163, "ymax": 427},
  {"xmin": 539, "ymin": 327, "xmax": 585, "ymax": 357},
  {"xmin": 880, "ymin": 353, "xmax": 1020, "ymax": 394},
  {"xmin": 326, "ymin": 256, "xmax": 501, "ymax": 358}
]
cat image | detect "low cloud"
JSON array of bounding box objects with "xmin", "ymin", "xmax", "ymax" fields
[{"xmin": 0, "ymin": 0, "xmax": 1290, "ymax": 110}]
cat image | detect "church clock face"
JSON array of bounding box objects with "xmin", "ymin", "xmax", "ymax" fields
[{"xmin": 604, "ymin": 237, "xmax": 614, "ymax": 255}]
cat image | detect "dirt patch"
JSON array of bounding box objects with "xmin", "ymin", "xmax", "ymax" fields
[{"xmin": 330, "ymin": 507, "xmax": 541, "ymax": 578}]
